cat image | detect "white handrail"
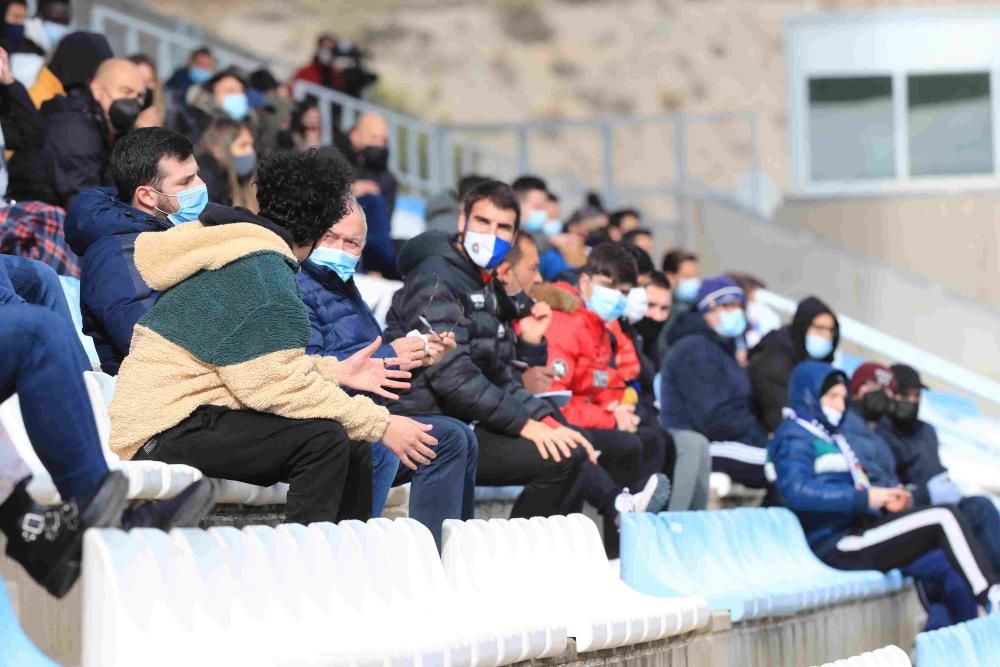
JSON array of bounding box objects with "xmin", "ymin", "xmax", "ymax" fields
[{"xmin": 757, "ymin": 289, "xmax": 1000, "ymax": 407}]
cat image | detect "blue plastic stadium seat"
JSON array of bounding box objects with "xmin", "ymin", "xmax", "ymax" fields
[
  {"xmin": 620, "ymin": 508, "xmax": 899, "ymax": 623},
  {"xmin": 916, "ymin": 614, "xmax": 1000, "ymax": 666}
]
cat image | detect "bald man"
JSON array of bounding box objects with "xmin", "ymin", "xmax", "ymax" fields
[{"xmin": 40, "ymin": 57, "xmax": 147, "ymax": 206}]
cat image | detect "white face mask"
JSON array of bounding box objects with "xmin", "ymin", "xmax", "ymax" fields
[
  {"xmin": 624, "ymin": 287, "xmax": 648, "ymax": 324},
  {"xmin": 822, "ymin": 406, "xmax": 844, "ymax": 428}
]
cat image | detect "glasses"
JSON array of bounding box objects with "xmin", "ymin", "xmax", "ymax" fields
[{"xmin": 419, "ymin": 273, "xmax": 464, "ymax": 336}]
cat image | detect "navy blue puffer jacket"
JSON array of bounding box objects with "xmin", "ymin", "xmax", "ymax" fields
[
  {"xmin": 296, "ymin": 259, "xmax": 396, "ymax": 360},
  {"xmin": 769, "ymin": 361, "xmax": 874, "ymax": 555},
  {"xmin": 64, "ymin": 187, "xmax": 171, "ymax": 374}
]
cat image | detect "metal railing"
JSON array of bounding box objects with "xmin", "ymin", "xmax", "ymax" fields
[
  {"xmin": 757, "ymin": 289, "xmax": 1000, "ymax": 409},
  {"xmin": 90, "ymin": 5, "xmax": 262, "ymax": 79}
]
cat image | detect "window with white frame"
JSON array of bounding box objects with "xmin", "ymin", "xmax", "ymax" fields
[{"xmin": 808, "ymin": 76, "xmax": 895, "ymax": 182}]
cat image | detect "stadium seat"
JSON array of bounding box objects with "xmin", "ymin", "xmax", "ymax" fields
[
  {"xmin": 916, "ymin": 614, "xmax": 1000, "ymax": 666},
  {"xmin": 440, "ymin": 514, "xmax": 708, "ymax": 653},
  {"xmin": 0, "ymin": 573, "xmax": 60, "ymax": 666},
  {"xmin": 0, "ymin": 371, "xmax": 288, "ymax": 507},
  {"xmin": 812, "ymin": 644, "xmax": 911, "ymax": 666},
  {"xmin": 620, "ymin": 508, "xmax": 901, "ymax": 623}
]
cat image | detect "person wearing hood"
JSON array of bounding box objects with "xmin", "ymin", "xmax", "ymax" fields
[
  {"xmin": 769, "ymin": 361, "xmax": 1000, "ymax": 615},
  {"xmin": 111, "ymin": 146, "xmax": 438, "ymax": 525},
  {"xmin": 164, "ymin": 46, "xmax": 214, "ymax": 95},
  {"xmin": 384, "ymin": 180, "xmax": 665, "ymax": 523},
  {"xmin": 659, "ymin": 276, "xmax": 770, "ymax": 488},
  {"xmin": 64, "ymin": 128, "xmax": 201, "ymax": 374},
  {"xmin": 297, "ymin": 197, "xmax": 476, "ymax": 550},
  {"xmin": 9, "ymin": 57, "xmax": 145, "ymax": 207},
  {"xmin": 749, "ymin": 295, "xmax": 841, "ymax": 432},
  {"xmin": 876, "ymin": 364, "xmax": 1000, "ymax": 577},
  {"xmin": 170, "ymin": 66, "xmax": 252, "ymax": 146}
]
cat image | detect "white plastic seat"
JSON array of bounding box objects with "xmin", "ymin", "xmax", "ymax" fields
[{"xmin": 813, "ymin": 644, "xmax": 912, "ymax": 666}]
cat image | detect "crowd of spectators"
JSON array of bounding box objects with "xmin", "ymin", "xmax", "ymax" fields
[{"xmin": 0, "ymin": 11, "xmax": 998, "ymax": 635}]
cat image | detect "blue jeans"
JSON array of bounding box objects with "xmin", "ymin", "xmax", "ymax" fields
[
  {"xmin": 0, "ymin": 304, "xmax": 109, "ymax": 500},
  {"xmin": 959, "ymin": 495, "xmax": 1000, "ymax": 575},
  {"xmin": 372, "ymin": 415, "xmax": 478, "ymax": 550},
  {"xmin": 902, "ymin": 548, "xmax": 978, "ymax": 630},
  {"xmin": 0, "ymin": 255, "xmax": 90, "ymax": 373},
  {"xmin": 371, "ymin": 441, "xmax": 400, "ymax": 518}
]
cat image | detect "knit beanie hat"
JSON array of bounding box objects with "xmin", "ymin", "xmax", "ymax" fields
[{"xmin": 695, "ymin": 276, "xmax": 745, "ymax": 313}]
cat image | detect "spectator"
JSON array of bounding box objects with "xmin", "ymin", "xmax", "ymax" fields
[
  {"xmin": 1, "ymin": 1, "xmax": 44, "ymax": 62},
  {"xmin": 749, "ymin": 296, "xmax": 840, "ymax": 432},
  {"xmin": 195, "ymin": 118, "xmax": 257, "ymax": 210},
  {"xmin": 659, "ymin": 275, "xmax": 769, "ymax": 488},
  {"xmin": 128, "ymin": 53, "xmax": 164, "ymax": 129},
  {"xmin": 0, "ymin": 42, "xmax": 39, "ymax": 190},
  {"xmin": 250, "ymin": 68, "xmax": 293, "ymax": 154},
  {"xmin": 633, "ymin": 271, "xmax": 671, "ymax": 366},
  {"xmin": 289, "ymin": 98, "xmax": 324, "ymax": 150},
  {"xmin": 11, "ymin": 57, "xmax": 145, "ymax": 208},
  {"xmin": 171, "ymin": 66, "xmax": 251, "ymax": 145},
  {"xmin": 726, "ymin": 272, "xmax": 780, "ymax": 349},
  {"xmin": 622, "ymin": 228, "xmax": 654, "ymax": 256},
  {"xmin": 64, "ymin": 127, "xmax": 202, "ymax": 375},
  {"xmin": 769, "ymin": 360, "xmax": 1000, "ymax": 614},
  {"xmin": 28, "ymin": 30, "xmax": 111, "ymax": 109},
  {"xmin": 425, "ymin": 173, "xmax": 488, "ymax": 235},
  {"xmin": 297, "ymin": 198, "xmax": 476, "ymax": 548},
  {"xmin": 538, "ymin": 207, "xmax": 589, "ymax": 281},
  {"xmin": 383, "ymin": 180, "xmax": 595, "ymax": 519},
  {"xmin": 110, "ymin": 147, "xmax": 436, "ymax": 525},
  {"xmin": 609, "ymin": 208, "xmax": 641, "ymax": 237},
  {"xmin": 164, "ymin": 46, "xmax": 214, "ymax": 94},
  {"xmin": 511, "ymin": 175, "xmax": 550, "ymax": 235},
  {"xmin": 23, "ymin": 0, "xmax": 70, "ymax": 55},
  {"xmin": 657, "ymin": 247, "xmax": 702, "ymax": 359},
  {"xmin": 539, "ymin": 242, "xmax": 672, "ymax": 519},
  {"xmin": 292, "ymin": 34, "xmax": 346, "ymax": 95},
  {"xmin": 337, "ymin": 111, "xmax": 398, "ymax": 217},
  {"xmin": 0, "ymin": 258, "xmax": 216, "ymax": 598}
]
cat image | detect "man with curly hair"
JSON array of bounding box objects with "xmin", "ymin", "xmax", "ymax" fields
[{"xmin": 110, "ymin": 147, "xmax": 439, "ymax": 523}]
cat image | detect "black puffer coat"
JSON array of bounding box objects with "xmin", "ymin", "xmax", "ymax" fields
[{"xmin": 384, "ymin": 231, "xmax": 555, "ymax": 435}]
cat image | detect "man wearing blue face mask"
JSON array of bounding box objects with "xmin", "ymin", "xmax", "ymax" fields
[
  {"xmin": 65, "ymin": 127, "xmax": 207, "ymax": 374},
  {"xmin": 659, "ymin": 275, "xmax": 771, "ymax": 488},
  {"xmin": 657, "ymin": 248, "xmax": 702, "ymax": 361},
  {"xmin": 297, "ymin": 198, "xmax": 479, "ymax": 550}
]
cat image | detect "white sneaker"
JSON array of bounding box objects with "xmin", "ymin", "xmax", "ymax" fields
[{"xmin": 615, "ymin": 473, "xmax": 671, "ymax": 515}]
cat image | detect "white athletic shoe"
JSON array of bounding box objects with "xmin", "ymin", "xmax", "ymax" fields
[{"xmin": 614, "ymin": 473, "xmax": 671, "ymax": 515}]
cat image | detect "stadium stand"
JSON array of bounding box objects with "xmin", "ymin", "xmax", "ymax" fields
[{"xmin": 915, "ymin": 614, "xmax": 1000, "ymax": 666}]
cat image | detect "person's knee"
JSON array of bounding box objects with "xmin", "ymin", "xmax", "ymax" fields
[
  {"xmin": 0, "ymin": 304, "xmax": 64, "ymax": 351},
  {"xmin": 959, "ymin": 495, "xmax": 996, "ymax": 523}
]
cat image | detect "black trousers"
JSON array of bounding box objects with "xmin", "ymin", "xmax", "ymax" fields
[
  {"xmin": 134, "ymin": 405, "xmax": 372, "ymax": 524},
  {"xmin": 474, "ymin": 426, "xmax": 584, "ymax": 518},
  {"xmin": 824, "ymin": 505, "xmax": 998, "ymax": 605}
]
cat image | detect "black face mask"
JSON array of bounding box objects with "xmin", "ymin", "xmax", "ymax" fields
[
  {"xmin": 890, "ymin": 399, "xmax": 920, "ymax": 430},
  {"xmin": 856, "ymin": 389, "xmax": 892, "ymax": 422},
  {"xmin": 108, "ymin": 98, "xmax": 141, "ymax": 133},
  {"xmin": 634, "ymin": 317, "xmax": 666, "ymax": 344},
  {"xmin": 358, "ymin": 145, "xmax": 389, "ymax": 172}
]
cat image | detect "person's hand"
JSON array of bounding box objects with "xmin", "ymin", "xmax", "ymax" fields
[
  {"xmin": 519, "ymin": 420, "xmax": 597, "ymax": 464},
  {"xmin": 390, "ymin": 336, "xmax": 426, "ymax": 371},
  {"xmin": 868, "ymin": 486, "xmax": 909, "ymax": 511},
  {"xmin": 885, "ymin": 486, "xmax": 913, "ymax": 513},
  {"xmin": 382, "ymin": 416, "xmax": 438, "ymax": 470},
  {"xmin": 610, "ymin": 402, "xmax": 640, "ymax": 433},
  {"xmin": 338, "ymin": 337, "xmax": 411, "ymax": 399},
  {"xmin": 553, "ymin": 425, "xmax": 597, "ymax": 464},
  {"xmin": 352, "ymin": 179, "xmax": 381, "ymax": 197},
  {"xmin": 518, "ymin": 302, "xmax": 552, "ymax": 344},
  {"xmin": 522, "ymin": 365, "xmax": 555, "ymax": 393},
  {"xmin": 0, "ymin": 48, "xmax": 14, "ymax": 86},
  {"xmin": 423, "ymin": 332, "xmax": 451, "ymax": 366}
]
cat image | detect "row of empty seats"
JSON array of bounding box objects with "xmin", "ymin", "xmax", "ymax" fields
[
  {"xmin": 83, "ymin": 514, "xmax": 708, "ymax": 667},
  {"xmin": 0, "ymin": 371, "xmax": 288, "ymax": 507},
  {"xmin": 915, "ymin": 613, "xmax": 1000, "ymax": 666},
  {"xmin": 619, "ymin": 508, "xmax": 905, "ymax": 622},
  {"xmin": 815, "ymin": 645, "xmax": 911, "ymax": 667}
]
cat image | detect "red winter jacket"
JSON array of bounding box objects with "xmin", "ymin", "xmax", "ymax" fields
[
  {"xmin": 538, "ymin": 282, "xmax": 629, "ymax": 430},
  {"xmin": 292, "ymin": 61, "xmax": 345, "ymax": 92}
]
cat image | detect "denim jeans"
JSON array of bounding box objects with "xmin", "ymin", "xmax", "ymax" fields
[
  {"xmin": 0, "ymin": 304, "xmax": 109, "ymax": 500},
  {"xmin": 372, "ymin": 415, "xmax": 478, "ymax": 550},
  {"xmin": 902, "ymin": 548, "xmax": 978, "ymax": 630},
  {"xmin": 0, "ymin": 255, "xmax": 90, "ymax": 373}
]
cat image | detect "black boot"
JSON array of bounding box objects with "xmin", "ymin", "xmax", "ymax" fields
[
  {"xmin": 121, "ymin": 478, "xmax": 218, "ymax": 531},
  {"xmin": 0, "ymin": 471, "xmax": 128, "ymax": 598}
]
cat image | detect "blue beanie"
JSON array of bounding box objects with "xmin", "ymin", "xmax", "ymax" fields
[{"xmin": 696, "ymin": 276, "xmax": 745, "ymax": 313}]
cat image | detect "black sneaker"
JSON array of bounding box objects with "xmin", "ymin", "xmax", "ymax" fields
[
  {"xmin": 0, "ymin": 471, "xmax": 128, "ymax": 598},
  {"xmin": 121, "ymin": 478, "xmax": 218, "ymax": 531}
]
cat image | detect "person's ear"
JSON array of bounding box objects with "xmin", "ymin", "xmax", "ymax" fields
[{"xmin": 133, "ymin": 185, "xmax": 158, "ymax": 211}]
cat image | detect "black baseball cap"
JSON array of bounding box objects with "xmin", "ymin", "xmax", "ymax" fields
[{"xmin": 890, "ymin": 364, "xmax": 928, "ymax": 392}]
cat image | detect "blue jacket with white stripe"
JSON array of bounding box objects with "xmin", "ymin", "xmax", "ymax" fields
[{"xmin": 769, "ymin": 361, "xmax": 873, "ymax": 556}]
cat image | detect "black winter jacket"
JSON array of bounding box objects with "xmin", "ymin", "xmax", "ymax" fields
[
  {"xmin": 748, "ymin": 296, "xmax": 840, "ymax": 432},
  {"xmin": 384, "ymin": 232, "xmax": 555, "ymax": 435}
]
